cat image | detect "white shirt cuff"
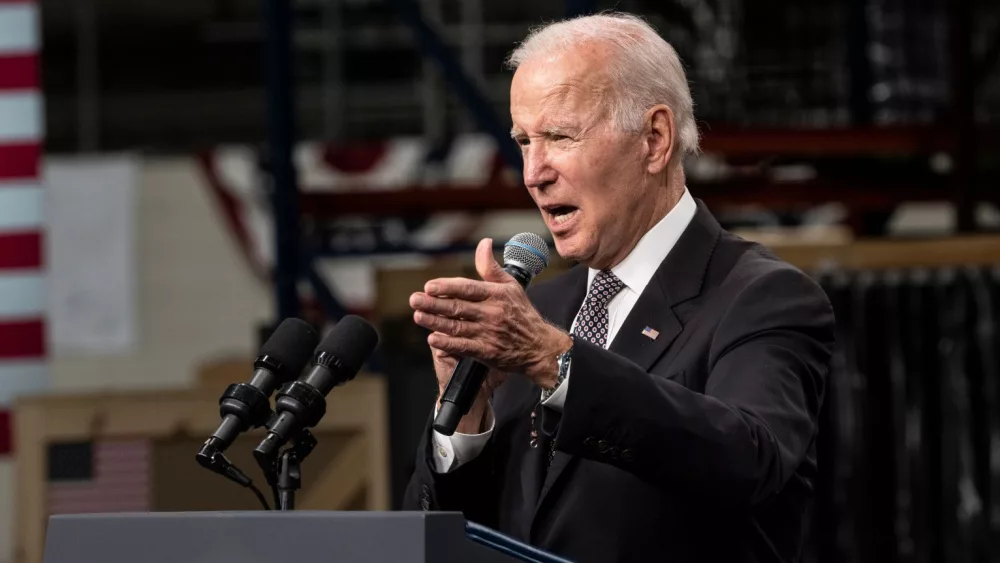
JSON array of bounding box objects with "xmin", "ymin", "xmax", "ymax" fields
[
  {"xmin": 430, "ymin": 403, "xmax": 495, "ymax": 473},
  {"xmin": 540, "ymin": 369, "xmax": 570, "ymax": 411}
]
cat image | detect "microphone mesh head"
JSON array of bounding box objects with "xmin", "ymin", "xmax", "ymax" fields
[
  {"xmin": 260, "ymin": 318, "xmax": 320, "ymax": 381},
  {"xmin": 503, "ymin": 232, "xmax": 550, "ymax": 277},
  {"xmin": 316, "ymin": 315, "xmax": 380, "ymax": 376}
]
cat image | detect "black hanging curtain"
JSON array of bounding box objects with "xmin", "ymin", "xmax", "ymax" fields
[{"xmin": 806, "ymin": 266, "xmax": 1000, "ymax": 563}]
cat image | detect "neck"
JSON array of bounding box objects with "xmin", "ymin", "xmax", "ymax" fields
[{"xmin": 599, "ymin": 178, "xmax": 683, "ymax": 271}]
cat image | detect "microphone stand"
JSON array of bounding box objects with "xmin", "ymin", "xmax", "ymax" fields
[
  {"xmin": 277, "ymin": 428, "xmax": 315, "ymax": 510},
  {"xmin": 255, "ymin": 427, "xmax": 317, "ymax": 511}
]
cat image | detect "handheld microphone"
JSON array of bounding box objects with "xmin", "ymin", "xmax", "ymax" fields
[
  {"xmin": 253, "ymin": 315, "xmax": 380, "ymax": 464},
  {"xmin": 433, "ymin": 233, "xmax": 550, "ymax": 436},
  {"xmin": 196, "ymin": 318, "xmax": 319, "ymax": 480}
]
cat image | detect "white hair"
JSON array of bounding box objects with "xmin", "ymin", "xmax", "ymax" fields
[{"xmin": 506, "ymin": 12, "xmax": 700, "ymax": 159}]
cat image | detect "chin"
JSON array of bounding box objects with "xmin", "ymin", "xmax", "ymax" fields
[{"xmin": 552, "ymin": 235, "xmax": 593, "ymax": 265}]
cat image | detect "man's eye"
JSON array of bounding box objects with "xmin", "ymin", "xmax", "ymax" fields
[{"xmin": 517, "ymin": 138, "xmax": 530, "ymax": 146}]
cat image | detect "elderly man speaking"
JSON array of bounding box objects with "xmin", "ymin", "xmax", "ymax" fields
[{"xmin": 404, "ymin": 12, "xmax": 834, "ymax": 563}]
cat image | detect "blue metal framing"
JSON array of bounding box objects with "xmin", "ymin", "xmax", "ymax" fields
[
  {"xmin": 268, "ymin": 0, "xmax": 590, "ymax": 324},
  {"xmin": 386, "ymin": 0, "xmax": 523, "ymax": 171},
  {"xmin": 262, "ymin": 0, "xmax": 302, "ymax": 323}
]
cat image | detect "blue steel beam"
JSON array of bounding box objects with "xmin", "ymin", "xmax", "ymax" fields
[
  {"xmin": 304, "ymin": 260, "xmax": 350, "ymax": 320},
  {"xmin": 387, "ymin": 0, "xmax": 523, "ymax": 171},
  {"xmin": 262, "ymin": 0, "xmax": 302, "ymax": 322}
]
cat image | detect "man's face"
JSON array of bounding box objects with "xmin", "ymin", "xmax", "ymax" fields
[{"xmin": 510, "ymin": 47, "xmax": 652, "ymax": 269}]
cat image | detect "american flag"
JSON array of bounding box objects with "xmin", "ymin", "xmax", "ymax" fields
[
  {"xmin": 641, "ymin": 326, "xmax": 660, "ymax": 340},
  {"xmin": 0, "ymin": 0, "xmax": 47, "ymax": 457},
  {"xmin": 47, "ymin": 440, "xmax": 152, "ymax": 514}
]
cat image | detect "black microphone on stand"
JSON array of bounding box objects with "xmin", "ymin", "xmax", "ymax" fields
[
  {"xmin": 252, "ymin": 315, "xmax": 379, "ymax": 510},
  {"xmin": 433, "ymin": 233, "xmax": 550, "ymax": 436},
  {"xmin": 196, "ymin": 318, "xmax": 318, "ymax": 490},
  {"xmin": 253, "ymin": 315, "xmax": 380, "ymax": 464}
]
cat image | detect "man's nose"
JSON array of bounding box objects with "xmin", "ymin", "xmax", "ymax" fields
[{"xmin": 522, "ymin": 147, "xmax": 557, "ymax": 190}]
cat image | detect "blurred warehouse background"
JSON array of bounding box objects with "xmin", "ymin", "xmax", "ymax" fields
[{"xmin": 0, "ymin": 0, "xmax": 999, "ymax": 562}]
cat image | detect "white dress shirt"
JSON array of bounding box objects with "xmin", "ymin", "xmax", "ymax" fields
[{"xmin": 430, "ymin": 188, "xmax": 698, "ymax": 472}]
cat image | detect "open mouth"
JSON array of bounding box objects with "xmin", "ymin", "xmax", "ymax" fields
[{"xmin": 546, "ymin": 205, "xmax": 579, "ymax": 225}]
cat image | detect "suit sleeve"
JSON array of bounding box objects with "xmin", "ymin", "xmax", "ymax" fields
[
  {"xmin": 555, "ymin": 266, "xmax": 835, "ymax": 507},
  {"xmin": 402, "ymin": 412, "xmax": 501, "ymax": 526}
]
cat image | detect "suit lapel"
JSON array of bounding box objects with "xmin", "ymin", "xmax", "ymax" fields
[
  {"xmin": 608, "ymin": 200, "xmax": 720, "ymax": 368},
  {"xmin": 608, "ymin": 280, "xmax": 681, "ymax": 369},
  {"xmin": 521, "ymin": 265, "xmax": 587, "ymax": 527},
  {"xmin": 532, "ymin": 200, "xmax": 722, "ymax": 524},
  {"xmin": 609, "ymin": 201, "xmax": 722, "ymax": 370}
]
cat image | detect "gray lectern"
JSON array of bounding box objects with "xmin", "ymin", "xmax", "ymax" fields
[{"xmin": 43, "ymin": 511, "xmax": 573, "ymax": 563}]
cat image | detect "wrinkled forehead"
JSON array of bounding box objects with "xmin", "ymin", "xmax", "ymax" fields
[{"xmin": 510, "ymin": 51, "xmax": 612, "ymax": 129}]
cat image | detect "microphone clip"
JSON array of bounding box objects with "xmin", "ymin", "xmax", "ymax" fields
[
  {"xmin": 273, "ymin": 381, "xmax": 328, "ymax": 430},
  {"xmin": 195, "ymin": 438, "xmax": 253, "ymax": 488},
  {"xmin": 219, "ymin": 382, "xmax": 274, "ymax": 431}
]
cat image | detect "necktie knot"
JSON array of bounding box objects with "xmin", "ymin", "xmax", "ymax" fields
[{"xmin": 588, "ymin": 270, "xmax": 625, "ymax": 307}]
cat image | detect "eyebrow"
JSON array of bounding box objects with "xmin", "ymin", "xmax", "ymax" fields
[
  {"xmin": 509, "ymin": 125, "xmax": 577, "ymax": 139},
  {"xmin": 543, "ymin": 125, "xmax": 575, "ymax": 136}
]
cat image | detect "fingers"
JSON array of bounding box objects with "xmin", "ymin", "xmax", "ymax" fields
[
  {"xmin": 430, "ymin": 346, "xmax": 458, "ymax": 374},
  {"xmin": 409, "ymin": 292, "xmax": 490, "ymax": 321},
  {"xmin": 427, "ymin": 332, "xmax": 483, "ymax": 358},
  {"xmin": 414, "ymin": 310, "xmax": 476, "ymax": 337},
  {"xmin": 424, "ymin": 277, "xmax": 494, "ymax": 302},
  {"xmin": 475, "ymin": 238, "xmax": 512, "ymax": 284},
  {"xmin": 421, "ymin": 238, "xmax": 517, "ymax": 301},
  {"xmin": 430, "ymin": 347, "xmax": 455, "ymax": 361}
]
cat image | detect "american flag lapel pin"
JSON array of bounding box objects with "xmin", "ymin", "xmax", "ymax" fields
[{"xmin": 641, "ymin": 326, "xmax": 660, "ymax": 340}]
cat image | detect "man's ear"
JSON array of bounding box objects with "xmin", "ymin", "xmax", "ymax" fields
[{"xmin": 645, "ymin": 105, "xmax": 675, "ymax": 175}]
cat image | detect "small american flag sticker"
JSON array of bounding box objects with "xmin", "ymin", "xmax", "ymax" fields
[{"xmin": 641, "ymin": 326, "xmax": 660, "ymax": 340}]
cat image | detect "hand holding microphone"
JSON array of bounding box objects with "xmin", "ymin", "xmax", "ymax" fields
[{"xmin": 409, "ymin": 234, "xmax": 571, "ymax": 436}]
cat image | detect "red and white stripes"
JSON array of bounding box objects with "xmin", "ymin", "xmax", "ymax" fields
[
  {"xmin": 0, "ymin": 0, "xmax": 45, "ymax": 455},
  {"xmin": 48, "ymin": 440, "xmax": 152, "ymax": 515}
]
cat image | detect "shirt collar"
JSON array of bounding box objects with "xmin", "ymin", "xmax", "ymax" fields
[{"xmin": 587, "ymin": 187, "xmax": 697, "ymax": 295}]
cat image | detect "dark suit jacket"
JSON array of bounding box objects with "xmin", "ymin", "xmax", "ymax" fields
[{"xmin": 403, "ymin": 201, "xmax": 836, "ymax": 562}]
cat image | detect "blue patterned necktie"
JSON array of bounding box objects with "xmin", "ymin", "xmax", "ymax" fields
[
  {"xmin": 541, "ymin": 269, "xmax": 626, "ymax": 402},
  {"xmin": 573, "ymin": 269, "xmax": 627, "ymax": 348}
]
